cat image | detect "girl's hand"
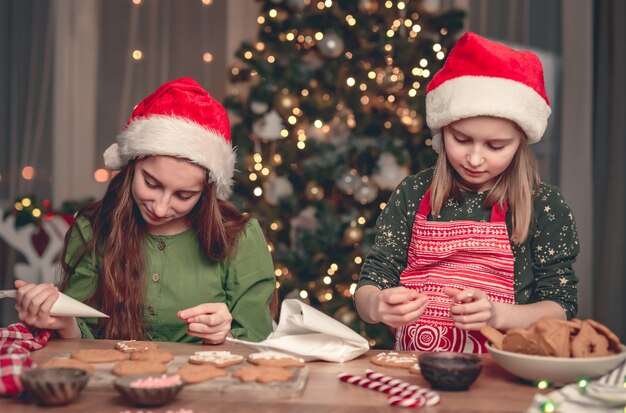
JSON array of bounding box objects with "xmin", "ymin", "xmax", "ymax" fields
[
  {"xmin": 14, "ymin": 280, "xmax": 78, "ymax": 336},
  {"xmin": 371, "ymin": 286, "xmax": 429, "ymax": 328},
  {"xmin": 178, "ymin": 303, "xmax": 232, "ymax": 345},
  {"xmin": 443, "ymin": 287, "xmax": 494, "ymax": 331}
]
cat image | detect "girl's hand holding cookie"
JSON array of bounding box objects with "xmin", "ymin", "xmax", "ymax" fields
[
  {"xmin": 371, "ymin": 286, "xmax": 429, "ymax": 329},
  {"xmin": 178, "ymin": 303, "xmax": 232, "ymax": 344},
  {"xmin": 14, "ymin": 280, "xmax": 79, "ymax": 337},
  {"xmin": 444, "ymin": 287, "xmax": 494, "ymax": 331}
]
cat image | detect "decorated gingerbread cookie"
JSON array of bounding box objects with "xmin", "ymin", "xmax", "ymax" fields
[
  {"xmin": 370, "ymin": 351, "xmax": 418, "ymax": 368},
  {"xmin": 247, "ymin": 351, "xmax": 305, "ymax": 368},
  {"xmin": 188, "ymin": 351, "xmax": 244, "ymax": 368},
  {"xmin": 115, "ymin": 340, "xmax": 159, "ymax": 354}
]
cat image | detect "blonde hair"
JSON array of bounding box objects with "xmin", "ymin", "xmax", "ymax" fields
[{"xmin": 430, "ymin": 133, "xmax": 541, "ymax": 244}]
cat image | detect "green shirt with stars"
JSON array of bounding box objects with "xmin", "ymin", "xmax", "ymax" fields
[
  {"xmin": 63, "ymin": 216, "xmax": 275, "ymax": 342},
  {"xmin": 359, "ymin": 168, "xmax": 579, "ymax": 319}
]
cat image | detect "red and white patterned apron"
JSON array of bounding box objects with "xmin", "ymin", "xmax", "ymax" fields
[{"xmin": 395, "ymin": 188, "xmax": 515, "ymax": 353}]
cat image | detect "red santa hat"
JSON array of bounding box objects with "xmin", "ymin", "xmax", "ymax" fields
[
  {"xmin": 103, "ymin": 77, "xmax": 235, "ymax": 199},
  {"xmin": 426, "ymin": 32, "xmax": 551, "ymax": 153}
]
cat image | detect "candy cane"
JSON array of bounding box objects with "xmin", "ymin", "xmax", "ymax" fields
[
  {"xmin": 388, "ymin": 395, "xmax": 426, "ymax": 408},
  {"xmin": 337, "ymin": 373, "xmax": 430, "ymax": 410},
  {"xmin": 337, "ymin": 373, "xmax": 395, "ymax": 393},
  {"xmin": 365, "ymin": 369, "xmax": 441, "ymax": 407},
  {"xmin": 365, "ymin": 369, "xmax": 421, "ymax": 392}
]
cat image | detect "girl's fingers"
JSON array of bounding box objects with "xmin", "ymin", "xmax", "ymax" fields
[
  {"xmin": 39, "ymin": 290, "xmax": 60, "ymax": 315},
  {"xmin": 454, "ymin": 321, "xmax": 490, "ymax": 331},
  {"xmin": 25, "ymin": 285, "xmax": 57, "ymax": 319},
  {"xmin": 442, "ymin": 286, "xmax": 462, "ymax": 298},
  {"xmin": 380, "ymin": 287, "xmax": 421, "ymax": 305},
  {"xmin": 381, "ymin": 295, "xmax": 427, "ymax": 316},
  {"xmin": 187, "ymin": 322, "xmax": 229, "ymax": 340},
  {"xmin": 14, "ymin": 280, "xmax": 28, "ymax": 289},
  {"xmin": 450, "ymin": 298, "xmax": 491, "ymax": 315},
  {"xmin": 201, "ymin": 333, "xmax": 228, "ymax": 345},
  {"xmin": 178, "ymin": 302, "xmax": 228, "ymax": 321},
  {"xmin": 186, "ymin": 313, "xmax": 231, "ymax": 327}
]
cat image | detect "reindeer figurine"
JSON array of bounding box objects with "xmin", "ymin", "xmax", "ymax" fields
[{"xmin": 0, "ymin": 209, "xmax": 70, "ymax": 285}]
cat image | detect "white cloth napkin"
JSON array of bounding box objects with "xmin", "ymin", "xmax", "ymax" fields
[
  {"xmin": 227, "ymin": 298, "xmax": 369, "ymax": 362},
  {"xmin": 527, "ymin": 360, "xmax": 626, "ymax": 413}
]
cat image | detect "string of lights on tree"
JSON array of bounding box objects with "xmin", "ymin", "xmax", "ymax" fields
[{"xmin": 225, "ymin": 0, "xmax": 464, "ymax": 347}]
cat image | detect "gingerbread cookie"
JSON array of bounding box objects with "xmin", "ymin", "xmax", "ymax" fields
[
  {"xmin": 370, "ymin": 351, "xmax": 417, "ymax": 368},
  {"xmin": 585, "ymin": 319, "xmax": 622, "ymax": 353},
  {"xmin": 72, "ymin": 349, "xmax": 128, "ymax": 363},
  {"xmin": 502, "ymin": 328, "xmax": 550, "ymax": 356},
  {"xmin": 534, "ymin": 317, "xmax": 572, "ymax": 357},
  {"xmin": 231, "ymin": 366, "xmax": 294, "ymax": 384},
  {"xmin": 130, "ymin": 349, "xmax": 174, "ymax": 363},
  {"xmin": 188, "ymin": 351, "xmax": 244, "ymax": 368},
  {"xmin": 408, "ymin": 363, "xmax": 421, "ymax": 375},
  {"xmin": 571, "ymin": 320, "xmax": 611, "ymax": 358},
  {"xmin": 115, "ymin": 340, "xmax": 159, "ymax": 353},
  {"xmin": 112, "ymin": 360, "xmax": 167, "ymax": 377},
  {"xmin": 480, "ymin": 325, "xmax": 505, "ymax": 350},
  {"xmin": 247, "ymin": 351, "xmax": 305, "ymax": 368},
  {"xmin": 177, "ymin": 364, "xmax": 228, "ymax": 384},
  {"xmin": 40, "ymin": 358, "xmax": 95, "ymax": 376}
]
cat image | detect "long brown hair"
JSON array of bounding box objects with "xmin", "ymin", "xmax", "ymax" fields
[
  {"xmin": 60, "ymin": 158, "xmax": 250, "ymax": 339},
  {"xmin": 430, "ymin": 132, "xmax": 541, "ymax": 244}
]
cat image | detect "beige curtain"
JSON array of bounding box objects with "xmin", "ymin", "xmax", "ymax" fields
[
  {"xmin": 592, "ymin": 0, "xmax": 626, "ymax": 341},
  {"xmin": 0, "ymin": 0, "xmax": 54, "ymax": 326}
]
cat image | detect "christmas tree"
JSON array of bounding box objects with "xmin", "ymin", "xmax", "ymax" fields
[{"xmin": 225, "ymin": 0, "xmax": 464, "ymax": 348}]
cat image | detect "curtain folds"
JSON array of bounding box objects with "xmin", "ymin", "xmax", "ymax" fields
[{"xmin": 592, "ymin": 0, "xmax": 626, "ymax": 341}]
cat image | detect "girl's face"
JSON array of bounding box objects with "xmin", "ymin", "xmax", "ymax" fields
[
  {"xmin": 443, "ymin": 116, "xmax": 524, "ymax": 192},
  {"xmin": 132, "ymin": 156, "xmax": 205, "ymax": 235}
]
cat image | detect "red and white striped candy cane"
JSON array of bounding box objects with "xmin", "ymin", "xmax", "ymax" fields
[
  {"xmin": 365, "ymin": 369, "xmax": 420, "ymax": 392},
  {"xmin": 395, "ymin": 388, "xmax": 441, "ymax": 407},
  {"xmin": 338, "ymin": 372, "xmax": 429, "ymax": 408},
  {"xmin": 365, "ymin": 369, "xmax": 441, "ymax": 407},
  {"xmin": 388, "ymin": 394, "xmax": 427, "ymax": 408},
  {"xmin": 337, "ymin": 373, "xmax": 395, "ymax": 394}
]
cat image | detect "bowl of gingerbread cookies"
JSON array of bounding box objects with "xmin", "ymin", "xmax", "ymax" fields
[{"xmin": 482, "ymin": 317, "xmax": 626, "ymax": 384}]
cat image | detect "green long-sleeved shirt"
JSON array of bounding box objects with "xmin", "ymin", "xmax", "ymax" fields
[
  {"xmin": 359, "ymin": 168, "xmax": 580, "ymax": 318},
  {"xmin": 63, "ymin": 216, "xmax": 275, "ymax": 342}
]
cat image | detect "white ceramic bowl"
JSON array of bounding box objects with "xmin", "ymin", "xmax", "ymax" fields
[{"xmin": 487, "ymin": 343, "xmax": 626, "ymax": 384}]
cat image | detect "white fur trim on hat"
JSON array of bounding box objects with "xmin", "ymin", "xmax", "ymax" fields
[
  {"xmin": 426, "ymin": 76, "xmax": 552, "ymax": 152},
  {"xmin": 104, "ymin": 115, "xmax": 236, "ymax": 199}
]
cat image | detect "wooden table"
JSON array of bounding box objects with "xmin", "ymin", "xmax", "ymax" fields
[{"xmin": 1, "ymin": 339, "xmax": 544, "ymax": 412}]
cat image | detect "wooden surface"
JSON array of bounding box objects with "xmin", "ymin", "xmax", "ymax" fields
[{"xmin": 1, "ymin": 339, "xmax": 544, "ymax": 413}]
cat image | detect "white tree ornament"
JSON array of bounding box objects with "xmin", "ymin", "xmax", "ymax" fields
[
  {"xmin": 372, "ymin": 153, "xmax": 410, "ymax": 191},
  {"xmin": 252, "ymin": 110, "xmax": 286, "ymax": 141}
]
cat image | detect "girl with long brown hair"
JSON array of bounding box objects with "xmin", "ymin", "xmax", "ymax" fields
[
  {"xmin": 355, "ymin": 33, "xmax": 579, "ymax": 353},
  {"xmin": 14, "ymin": 78, "xmax": 275, "ymax": 343}
]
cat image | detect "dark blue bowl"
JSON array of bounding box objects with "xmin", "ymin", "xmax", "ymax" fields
[{"xmin": 418, "ymin": 352, "xmax": 483, "ymax": 391}]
